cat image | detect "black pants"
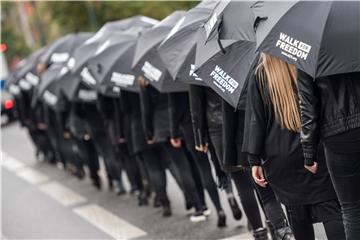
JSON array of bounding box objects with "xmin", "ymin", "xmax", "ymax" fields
[
  {"xmin": 76, "ymin": 138, "xmax": 100, "ymax": 181},
  {"xmin": 182, "ymin": 123, "xmax": 222, "ymax": 211},
  {"xmin": 324, "ymin": 128, "xmax": 360, "ymax": 240},
  {"xmin": 286, "ymin": 200, "xmax": 345, "ymax": 240},
  {"xmin": 210, "ymin": 133, "xmax": 263, "ymax": 229},
  {"xmin": 162, "ymin": 142, "xmax": 203, "ymax": 211},
  {"xmin": 140, "ymin": 146, "xmax": 169, "ymax": 204}
]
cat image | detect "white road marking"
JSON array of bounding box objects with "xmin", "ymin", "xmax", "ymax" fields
[
  {"xmin": 73, "ymin": 204, "xmax": 147, "ymax": 240},
  {"xmin": 39, "ymin": 182, "xmax": 87, "ymax": 207},
  {"xmin": 16, "ymin": 168, "xmax": 49, "ymax": 185},
  {"xmin": 220, "ymin": 232, "xmax": 253, "ymax": 240},
  {"xmin": 1, "ymin": 152, "xmax": 26, "ymax": 172}
]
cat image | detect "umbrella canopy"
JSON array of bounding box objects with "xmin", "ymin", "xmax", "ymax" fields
[
  {"xmin": 194, "ymin": 0, "xmax": 258, "ymax": 108},
  {"xmin": 82, "ymin": 32, "xmax": 140, "ymax": 95},
  {"xmin": 157, "ymin": 0, "xmax": 218, "ymax": 83},
  {"xmin": 132, "ymin": 11, "xmax": 189, "ymax": 92},
  {"xmin": 39, "ymin": 32, "xmax": 93, "ymax": 66},
  {"xmin": 253, "ymin": 1, "xmax": 360, "ymax": 77},
  {"xmin": 70, "ymin": 16, "xmax": 159, "ymax": 73}
]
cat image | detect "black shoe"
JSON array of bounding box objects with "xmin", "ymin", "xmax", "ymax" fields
[
  {"xmin": 217, "ymin": 210, "xmax": 226, "ymax": 228},
  {"xmin": 253, "ymin": 228, "xmax": 269, "ymax": 240},
  {"xmin": 190, "ymin": 211, "xmax": 206, "ymax": 223},
  {"xmin": 228, "ymin": 196, "xmax": 242, "ymax": 220},
  {"xmin": 138, "ymin": 192, "xmax": 149, "ymax": 206},
  {"xmin": 92, "ymin": 177, "xmax": 101, "ymax": 190},
  {"xmin": 275, "ymin": 226, "xmax": 295, "ymax": 240},
  {"xmin": 185, "ymin": 201, "xmax": 193, "ymax": 211},
  {"xmin": 153, "ymin": 195, "xmax": 161, "ymax": 208},
  {"xmin": 162, "ymin": 203, "xmax": 172, "ymax": 217}
]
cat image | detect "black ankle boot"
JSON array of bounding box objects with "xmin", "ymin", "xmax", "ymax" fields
[
  {"xmin": 275, "ymin": 226, "xmax": 295, "ymax": 240},
  {"xmin": 162, "ymin": 202, "xmax": 172, "ymax": 217},
  {"xmin": 217, "ymin": 210, "xmax": 226, "ymax": 228},
  {"xmin": 228, "ymin": 196, "xmax": 242, "ymax": 220},
  {"xmin": 253, "ymin": 228, "xmax": 269, "ymax": 240}
]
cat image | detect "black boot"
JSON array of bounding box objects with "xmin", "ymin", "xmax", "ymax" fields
[
  {"xmin": 153, "ymin": 195, "xmax": 161, "ymax": 208},
  {"xmin": 228, "ymin": 196, "xmax": 242, "ymax": 220},
  {"xmin": 138, "ymin": 191, "xmax": 149, "ymax": 206},
  {"xmin": 253, "ymin": 228, "xmax": 269, "ymax": 240},
  {"xmin": 217, "ymin": 210, "xmax": 226, "ymax": 228},
  {"xmin": 162, "ymin": 202, "xmax": 172, "ymax": 217},
  {"xmin": 92, "ymin": 176, "xmax": 101, "ymax": 190}
]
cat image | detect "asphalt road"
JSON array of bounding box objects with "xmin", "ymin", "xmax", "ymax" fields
[{"xmin": 1, "ymin": 123, "xmax": 327, "ymax": 240}]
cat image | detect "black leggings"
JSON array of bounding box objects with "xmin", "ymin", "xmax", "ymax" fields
[
  {"xmin": 182, "ymin": 123, "xmax": 222, "ymax": 211},
  {"xmin": 324, "ymin": 128, "xmax": 360, "ymax": 240}
]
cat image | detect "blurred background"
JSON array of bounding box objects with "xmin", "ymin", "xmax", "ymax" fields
[{"xmin": 1, "ymin": 1, "xmax": 198, "ymax": 71}]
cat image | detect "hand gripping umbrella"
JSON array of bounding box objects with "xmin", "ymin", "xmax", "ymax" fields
[
  {"xmin": 194, "ymin": 0, "xmax": 258, "ymax": 108},
  {"xmin": 157, "ymin": 0, "xmax": 218, "ymax": 86},
  {"xmin": 253, "ymin": 1, "xmax": 360, "ymax": 77},
  {"xmin": 39, "ymin": 32, "xmax": 93, "ymax": 67},
  {"xmin": 132, "ymin": 11, "xmax": 190, "ymax": 93}
]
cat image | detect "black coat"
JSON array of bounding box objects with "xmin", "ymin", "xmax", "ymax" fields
[
  {"xmin": 189, "ymin": 85, "xmax": 222, "ymax": 147},
  {"xmin": 297, "ymin": 71, "xmax": 360, "ymax": 166},
  {"xmin": 168, "ymin": 92, "xmax": 192, "ymax": 138},
  {"xmin": 244, "ymin": 73, "xmax": 337, "ymax": 205},
  {"xmin": 139, "ymin": 85, "xmax": 170, "ymax": 143},
  {"xmin": 120, "ymin": 90, "xmax": 149, "ymax": 154}
]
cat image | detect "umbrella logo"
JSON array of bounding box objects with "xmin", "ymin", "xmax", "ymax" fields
[
  {"xmin": 9, "ymin": 84, "xmax": 20, "ymax": 95},
  {"xmin": 110, "ymin": 72, "xmax": 135, "ymax": 87},
  {"xmin": 50, "ymin": 52, "xmax": 70, "ymax": 63},
  {"xmin": 275, "ymin": 32, "xmax": 312, "ymax": 62},
  {"xmin": 78, "ymin": 89, "xmax": 98, "ymax": 101},
  {"xmin": 25, "ymin": 72, "xmax": 39, "ymax": 86},
  {"xmin": 19, "ymin": 79, "xmax": 31, "ymax": 90},
  {"xmin": 80, "ymin": 68, "xmax": 96, "ymax": 86},
  {"xmin": 43, "ymin": 90, "xmax": 58, "ymax": 106},
  {"xmin": 209, "ymin": 65, "xmax": 238, "ymax": 94},
  {"xmin": 141, "ymin": 61, "xmax": 162, "ymax": 82}
]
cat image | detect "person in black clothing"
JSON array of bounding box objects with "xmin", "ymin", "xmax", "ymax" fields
[
  {"xmin": 189, "ymin": 85, "xmax": 267, "ymax": 237},
  {"xmin": 245, "ymin": 53, "xmax": 345, "ymax": 240},
  {"xmin": 168, "ymin": 91, "xmax": 227, "ymax": 227},
  {"xmin": 139, "ymin": 77, "xmax": 206, "ymax": 222},
  {"xmin": 297, "ymin": 69, "xmax": 360, "ymax": 240},
  {"xmin": 223, "ymin": 100, "xmax": 293, "ymax": 240}
]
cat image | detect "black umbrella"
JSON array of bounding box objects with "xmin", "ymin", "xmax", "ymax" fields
[
  {"xmin": 81, "ymin": 31, "xmax": 141, "ymax": 96},
  {"xmin": 253, "ymin": 1, "xmax": 360, "ymax": 77},
  {"xmin": 70, "ymin": 16, "xmax": 159, "ymax": 73},
  {"xmin": 194, "ymin": 0, "xmax": 258, "ymax": 108},
  {"xmin": 131, "ymin": 11, "xmax": 189, "ymax": 92},
  {"xmin": 157, "ymin": 1, "xmax": 218, "ymax": 84},
  {"xmin": 39, "ymin": 32, "xmax": 93, "ymax": 66}
]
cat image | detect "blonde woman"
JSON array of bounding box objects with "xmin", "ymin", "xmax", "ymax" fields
[{"xmin": 244, "ymin": 53, "xmax": 345, "ymax": 240}]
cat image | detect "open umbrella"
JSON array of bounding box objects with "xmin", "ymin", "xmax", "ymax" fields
[
  {"xmin": 131, "ymin": 11, "xmax": 189, "ymax": 92},
  {"xmin": 194, "ymin": 0, "xmax": 258, "ymax": 108},
  {"xmin": 253, "ymin": 1, "xmax": 360, "ymax": 77},
  {"xmin": 39, "ymin": 32, "xmax": 93, "ymax": 67},
  {"xmin": 157, "ymin": 0, "xmax": 218, "ymax": 85}
]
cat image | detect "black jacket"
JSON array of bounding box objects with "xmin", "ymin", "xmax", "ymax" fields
[
  {"xmin": 168, "ymin": 92, "xmax": 192, "ymax": 139},
  {"xmin": 297, "ymin": 71, "xmax": 360, "ymax": 166},
  {"xmin": 139, "ymin": 85, "xmax": 170, "ymax": 143},
  {"xmin": 189, "ymin": 85, "xmax": 222, "ymax": 147},
  {"xmin": 244, "ymin": 74, "xmax": 337, "ymax": 205}
]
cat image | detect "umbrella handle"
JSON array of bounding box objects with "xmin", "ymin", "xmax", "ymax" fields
[{"xmin": 217, "ymin": 18, "xmax": 226, "ymax": 54}]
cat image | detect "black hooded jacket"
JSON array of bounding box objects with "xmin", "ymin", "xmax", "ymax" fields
[
  {"xmin": 297, "ymin": 71, "xmax": 360, "ymax": 166},
  {"xmin": 244, "ymin": 73, "xmax": 337, "ymax": 205}
]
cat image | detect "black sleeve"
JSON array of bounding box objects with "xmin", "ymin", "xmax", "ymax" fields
[
  {"xmin": 297, "ymin": 70, "xmax": 319, "ymax": 166},
  {"xmin": 189, "ymin": 85, "xmax": 208, "ymax": 147},
  {"xmin": 114, "ymin": 98, "xmax": 125, "ymax": 139},
  {"xmin": 222, "ymin": 99, "xmax": 238, "ymax": 166},
  {"xmin": 139, "ymin": 85, "xmax": 154, "ymax": 140},
  {"xmin": 244, "ymin": 75, "xmax": 267, "ymax": 166},
  {"xmin": 168, "ymin": 93, "xmax": 182, "ymax": 139}
]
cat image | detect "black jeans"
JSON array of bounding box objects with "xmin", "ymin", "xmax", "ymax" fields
[
  {"xmin": 76, "ymin": 138, "xmax": 100, "ymax": 181},
  {"xmin": 286, "ymin": 200, "xmax": 345, "ymax": 240},
  {"xmin": 324, "ymin": 128, "xmax": 360, "ymax": 240}
]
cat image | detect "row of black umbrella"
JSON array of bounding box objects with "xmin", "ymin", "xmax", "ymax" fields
[{"xmin": 7, "ymin": 0, "xmax": 360, "ymax": 110}]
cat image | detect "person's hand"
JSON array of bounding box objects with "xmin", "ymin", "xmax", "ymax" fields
[
  {"xmin": 170, "ymin": 138, "xmax": 182, "ymax": 148},
  {"xmin": 195, "ymin": 144, "xmax": 208, "ymax": 153},
  {"xmin": 147, "ymin": 138, "xmax": 156, "ymax": 145},
  {"xmin": 84, "ymin": 134, "xmax": 91, "ymax": 141},
  {"xmin": 63, "ymin": 131, "xmax": 71, "ymax": 139},
  {"xmin": 37, "ymin": 123, "xmax": 47, "ymax": 130},
  {"xmin": 305, "ymin": 162, "xmax": 318, "ymax": 174},
  {"xmin": 252, "ymin": 166, "xmax": 268, "ymax": 188},
  {"xmin": 117, "ymin": 138, "xmax": 126, "ymax": 144}
]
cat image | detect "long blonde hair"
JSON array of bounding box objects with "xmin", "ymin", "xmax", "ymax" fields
[{"xmin": 256, "ymin": 53, "xmax": 301, "ymax": 132}]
